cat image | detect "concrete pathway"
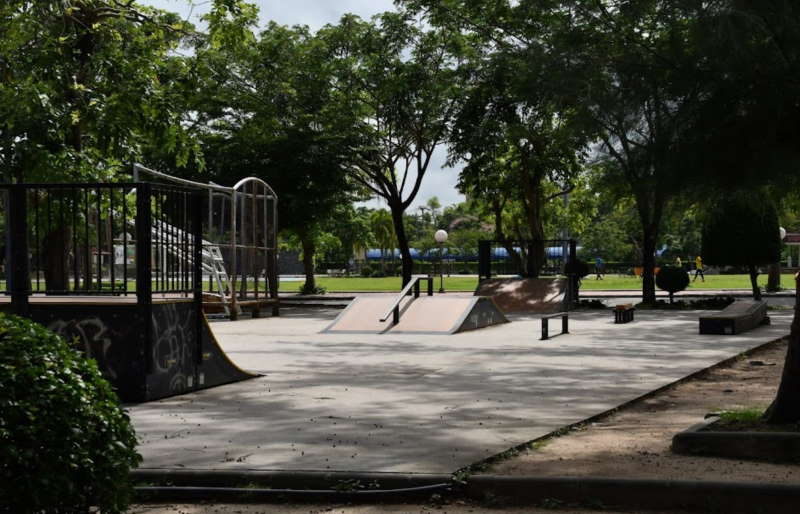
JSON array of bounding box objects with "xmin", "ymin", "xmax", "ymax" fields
[{"xmin": 129, "ymin": 308, "xmax": 791, "ymax": 474}]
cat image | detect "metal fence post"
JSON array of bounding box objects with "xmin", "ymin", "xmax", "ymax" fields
[
  {"xmin": 193, "ymin": 190, "xmax": 204, "ymax": 365},
  {"xmin": 136, "ymin": 183, "xmax": 153, "ymax": 373},
  {"xmin": 478, "ymin": 240, "xmax": 491, "ymax": 281},
  {"xmin": 9, "ymin": 185, "xmax": 29, "ymax": 317}
]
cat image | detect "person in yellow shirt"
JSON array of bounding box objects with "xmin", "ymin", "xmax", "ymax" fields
[{"xmin": 693, "ymin": 255, "xmax": 705, "ymax": 282}]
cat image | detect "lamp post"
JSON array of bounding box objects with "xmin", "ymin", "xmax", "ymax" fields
[{"xmin": 434, "ymin": 229, "xmax": 448, "ymax": 293}]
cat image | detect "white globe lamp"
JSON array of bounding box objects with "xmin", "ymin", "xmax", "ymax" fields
[
  {"xmin": 434, "ymin": 229, "xmax": 448, "ymax": 292},
  {"xmin": 779, "ymin": 227, "xmax": 787, "ymax": 240}
]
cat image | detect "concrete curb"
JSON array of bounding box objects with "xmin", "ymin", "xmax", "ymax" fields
[
  {"xmin": 466, "ymin": 476, "xmax": 800, "ymax": 513},
  {"xmin": 131, "ymin": 469, "xmax": 451, "ymax": 490},
  {"xmin": 672, "ymin": 417, "xmax": 800, "ymax": 463},
  {"xmin": 132, "ymin": 471, "xmax": 800, "ymax": 512}
]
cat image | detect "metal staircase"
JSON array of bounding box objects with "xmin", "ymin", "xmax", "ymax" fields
[{"xmin": 149, "ymin": 219, "xmax": 239, "ymax": 317}]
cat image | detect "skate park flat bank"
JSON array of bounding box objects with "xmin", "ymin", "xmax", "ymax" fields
[{"xmin": 129, "ymin": 303, "xmax": 792, "ymax": 474}]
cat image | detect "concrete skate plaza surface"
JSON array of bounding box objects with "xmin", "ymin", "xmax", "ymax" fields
[{"xmin": 130, "ymin": 307, "xmax": 791, "ymax": 474}]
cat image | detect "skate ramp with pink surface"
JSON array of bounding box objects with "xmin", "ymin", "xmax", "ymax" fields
[
  {"xmin": 474, "ymin": 278, "xmax": 567, "ymax": 313},
  {"xmin": 322, "ymin": 295, "xmax": 508, "ymax": 335}
]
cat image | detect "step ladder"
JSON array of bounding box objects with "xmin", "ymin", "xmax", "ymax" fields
[
  {"xmin": 206, "ymin": 244, "xmax": 240, "ymax": 317},
  {"xmin": 148, "ymin": 219, "xmax": 240, "ymax": 318}
]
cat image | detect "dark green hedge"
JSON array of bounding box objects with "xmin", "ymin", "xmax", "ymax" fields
[{"xmin": 0, "ymin": 313, "xmax": 141, "ymax": 513}]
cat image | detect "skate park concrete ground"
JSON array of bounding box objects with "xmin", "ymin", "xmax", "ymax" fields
[{"xmin": 129, "ymin": 303, "xmax": 792, "ymax": 475}]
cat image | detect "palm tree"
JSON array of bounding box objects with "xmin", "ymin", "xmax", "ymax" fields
[{"xmin": 369, "ymin": 209, "xmax": 397, "ymax": 274}]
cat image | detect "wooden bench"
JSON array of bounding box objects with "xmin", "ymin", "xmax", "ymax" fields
[
  {"xmin": 541, "ymin": 312, "xmax": 569, "ymax": 340},
  {"xmin": 614, "ymin": 304, "xmax": 635, "ymax": 324}
]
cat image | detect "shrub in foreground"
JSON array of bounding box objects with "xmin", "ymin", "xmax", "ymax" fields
[{"xmin": 0, "ymin": 313, "xmax": 141, "ymax": 513}]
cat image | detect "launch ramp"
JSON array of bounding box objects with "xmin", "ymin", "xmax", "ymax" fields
[{"xmin": 323, "ymin": 296, "xmax": 508, "ymax": 335}]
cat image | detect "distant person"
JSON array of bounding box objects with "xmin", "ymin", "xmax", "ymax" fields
[
  {"xmin": 675, "ymin": 256, "xmax": 682, "ymax": 269},
  {"xmin": 595, "ymin": 256, "xmax": 604, "ymax": 280},
  {"xmin": 694, "ymin": 255, "xmax": 705, "ymax": 282}
]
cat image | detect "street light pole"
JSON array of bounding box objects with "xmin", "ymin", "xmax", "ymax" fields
[{"xmin": 434, "ymin": 229, "xmax": 448, "ymax": 293}]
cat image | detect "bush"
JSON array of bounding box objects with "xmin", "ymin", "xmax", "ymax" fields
[
  {"xmin": 298, "ymin": 282, "xmax": 327, "ymax": 295},
  {"xmin": 0, "ymin": 313, "xmax": 141, "ymax": 513},
  {"xmin": 360, "ymin": 264, "xmax": 373, "ymax": 277},
  {"xmin": 370, "ymin": 269, "xmax": 386, "ymax": 278},
  {"xmin": 655, "ymin": 266, "xmax": 691, "ymax": 303},
  {"xmin": 577, "ymin": 299, "xmax": 606, "ymax": 309}
]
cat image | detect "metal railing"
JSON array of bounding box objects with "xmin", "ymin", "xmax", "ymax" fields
[
  {"xmin": 1, "ymin": 182, "xmax": 203, "ymax": 313},
  {"xmin": 379, "ymin": 276, "xmax": 434, "ymax": 326}
]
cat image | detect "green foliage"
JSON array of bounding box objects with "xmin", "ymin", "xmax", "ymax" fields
[
  {"xmin": 0, "ymin": 313, "xmax": 141, "ymax": 513},
  {"xmin": 0, "ymin": 1, "xmax": 196, "ymax": 182},
  {"xmin": 360, "ymin": 264, "xmax": 374, "ymax": 277},
  {"xmin": 702, "ymin": 192, "xmax": 782, "ymax": 269},
  {"xmin": 718, "ymin": 408, "xmax": 765, "ymax": 424},
  {"xmin": 655, "ymin": 266, "xmax": 690, "ymax": 302},
  {"xmin": 298, "ymin": 282, "xmax": 326, "ymax": 295}
]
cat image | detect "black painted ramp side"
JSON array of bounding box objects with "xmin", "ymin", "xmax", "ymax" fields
[
  {"xmin": 455, "ymin": 297, "xmax": 509, "ymax": 333},
  {"xmin": 199, "ymin": 315, "xmax": 259, "ymax": 388}
]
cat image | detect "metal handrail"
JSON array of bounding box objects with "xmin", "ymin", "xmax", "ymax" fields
[{"xmin": 379, "ymin": 276, "xmax": 434, "ymax": 325}]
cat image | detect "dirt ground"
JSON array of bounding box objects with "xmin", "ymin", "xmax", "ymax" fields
[
  {"xmin": 488, "ymin": 337, "xmax": 799, "ymax": 483},
  {"xmin": 130, "ymin": 337, "xmax": 798, "ymax": 513}
]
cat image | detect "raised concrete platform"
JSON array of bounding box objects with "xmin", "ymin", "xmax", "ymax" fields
[
  {"xmin": 323, "ymin": 295, "xmax": 508, "ymax": 334},
  {"xmin": 129, "ymin": 307, "xmax": 791, "ymax": 474}
]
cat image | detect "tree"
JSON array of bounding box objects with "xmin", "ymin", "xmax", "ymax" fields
[
  {"xmin": 189, "ymin": 15, "xmax": 362, "ymax": 293},
  {"xmin": 320, "ymin": 12, "xmax": 459, "ymax": 285},
  {"xmin": 0, "ymin": 0, "xmax": 195, "ymax": 291},
  {"xmin": 702, "ymin": 192, "xmax": 781, "ymax": 301},
  {"xmin": 369, "ymin": 209, "xmax": 397, "ymax": 273},
  {"xmin": 450, "ymin": 50, "xmax": 585, "ymax": 277}
]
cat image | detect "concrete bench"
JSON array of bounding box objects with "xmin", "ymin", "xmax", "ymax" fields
[
  {"xmin": 326, "ymin": 269, "xmax": 346, "ymax": 277},
  {"xmin": 541, "ymin": 312, "xmax": 569, "ymax": 340}
]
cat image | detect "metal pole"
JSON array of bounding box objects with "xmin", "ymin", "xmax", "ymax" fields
[
  {"xmin": 9, "ymin": 185, "xmax": 29, "ymax": 317},
  {"xmin": 439, "ymin": 244, "xmax": 445, "ymax": 293},
  {"xmin": 135, "ymin": 183, "xmax": 153, "ymax": 373},
  {"xmin": 193, "ymin": 190, "xmax": 203, "ymax": 365}
]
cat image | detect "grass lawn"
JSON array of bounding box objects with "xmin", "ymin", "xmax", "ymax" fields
[
  {"xmin": 311, "ymin": 274, "xmax": 797, "ymax": 293},
  {"xmin": 11, "ymin": 273, "xmax": 793, "ymax": 294}
]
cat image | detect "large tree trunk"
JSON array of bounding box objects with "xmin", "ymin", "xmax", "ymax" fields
[
  {"xmin": 521, "ymin": 172, "xmax": 546, "ymax": 278},
  {"xmin": 299, "ymin": 231, "xmax": 316, "ymax": 294},
  {"xmin": 749, "ymin": 264, "xmax": 762, "ymax": 301},
  {"xmin": 641, "ymin": 233, "xmax": 658, "ymax": 305},
  {"xmin": 763, "ymin": 274, "xmax": 800, "ymax": 423},
  {"xmin": 767, "ymin": 263, "xmax": 781, "ymax": 292},
  {"xmin": 44, "ymin": 227, "xmax": 71, "ymax": 293},
  {"xmin": 389, "ymin": 202, "xmax": 413, "ymax": 286}
]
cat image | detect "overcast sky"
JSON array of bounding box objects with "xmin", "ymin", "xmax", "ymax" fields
[{"xmin": 140, "ymin": 0, "xmax": 464, "ymax": 210}]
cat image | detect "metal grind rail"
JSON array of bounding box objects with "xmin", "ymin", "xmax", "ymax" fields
[{"xmin": 379, "ymin": 276, "xmax": 434, "ymax": 326}]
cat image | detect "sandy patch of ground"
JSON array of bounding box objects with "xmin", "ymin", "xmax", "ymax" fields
[{"xmin": 488, "ymin": 337, "xmax": 800, "ymax": 483}]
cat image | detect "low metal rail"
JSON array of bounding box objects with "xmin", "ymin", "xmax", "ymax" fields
[
  {"xmin": 541, "ymin": 312, "xmax": 569, "ymax": 340},
  {"xmin": 379, "ymin": 276, "xmax": 434, "ymax": 326}
]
